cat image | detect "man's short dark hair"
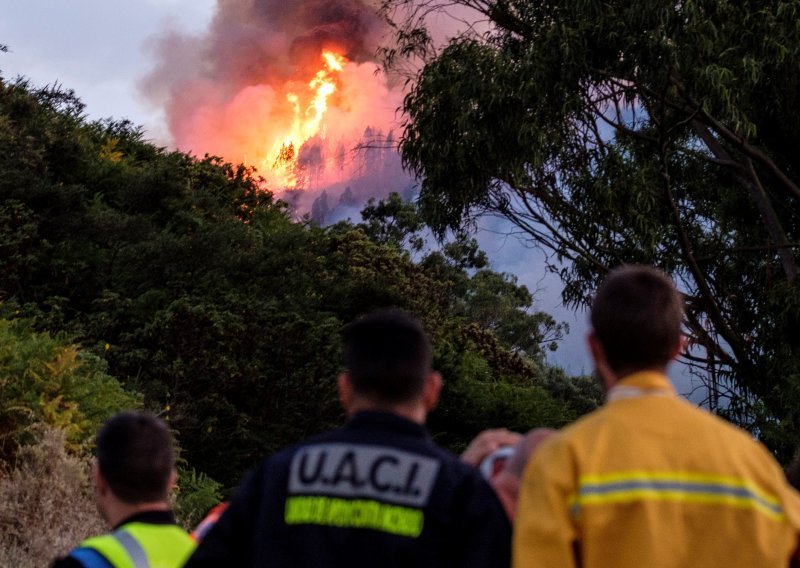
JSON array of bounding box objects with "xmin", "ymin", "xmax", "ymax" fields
[
  {"xmin": 96, "ymin": 411, "xmax": 175, "ymax": 504},
  {"xmin": 591, "ymin": 265, "xmax": 683, "ymax": 373},
  {"xmin": 342, "ymin": 309, "xmax": 433, "ymax": 404}
]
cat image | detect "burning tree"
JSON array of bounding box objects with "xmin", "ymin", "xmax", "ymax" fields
[{"xmin": 273, "ymin": 142, "xmax": 296, "ymax": 169}]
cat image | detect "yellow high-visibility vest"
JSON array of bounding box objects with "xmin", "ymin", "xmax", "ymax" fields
[{"xmin": 72, "ymin": 521, "xmax": 195, "ymax": 568}]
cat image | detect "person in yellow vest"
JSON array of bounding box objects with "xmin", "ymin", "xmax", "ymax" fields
[
  {"xmin": 514, "ymin": 265, "xmax": 800, "ymax": 568},
  {"xmin": 51, "ymin": 411, "xmax": 195, "ymax": 568}
]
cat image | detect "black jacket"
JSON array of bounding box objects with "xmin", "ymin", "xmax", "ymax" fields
[{"xmin": 185, "ymin": 411, "xmax": 512, "ymax": 567}]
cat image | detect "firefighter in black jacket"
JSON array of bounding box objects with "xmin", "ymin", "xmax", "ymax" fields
[{"xmin": 185, "ymin": 309, "xmax": 512, "ymax": 567}]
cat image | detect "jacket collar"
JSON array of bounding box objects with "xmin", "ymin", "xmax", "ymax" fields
[
  {"xmin": 113, "ymin": 509, "xmax": 178, "ymax": 531},
  {"xmin": 607, "ymin": 371, "xmax": 676, "ymax": 403},
  {"xmin": 346, "ymin": 410, "xmax": 430, "ymax": 440}
]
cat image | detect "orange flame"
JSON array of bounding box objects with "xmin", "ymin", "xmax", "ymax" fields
[
  {"xmin": 165, "ymin": 43, "xmax": 406, "ymax": 202},
  {"xmin": 270, "ymin": 50, "xmax": 348, "ymax": 187}
]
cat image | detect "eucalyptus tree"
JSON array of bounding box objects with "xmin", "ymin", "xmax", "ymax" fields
[{"xmin": 383, "ymin": 0, "xmax": 800, "ymax": 456}]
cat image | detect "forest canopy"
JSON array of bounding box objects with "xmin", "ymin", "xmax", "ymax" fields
[{"xmin": 0, "ymin": 74, "xmax": 596, "ymax": 493}]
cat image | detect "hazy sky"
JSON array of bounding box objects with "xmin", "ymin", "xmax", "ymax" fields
[{"xmin": 0, "ymin": 0, "xmax": 216, "ymax": 141}]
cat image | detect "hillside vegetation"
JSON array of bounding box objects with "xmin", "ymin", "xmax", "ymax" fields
[{"xmin": 0, "ymin": 73, "xmax": 598, "ymax": 503}]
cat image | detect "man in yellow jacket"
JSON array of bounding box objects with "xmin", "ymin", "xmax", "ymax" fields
[
  {"xmin": 52, "ymin": 412, "xmax": 195, "ymax": 568},
  {"xmin": 514, "ymin": 265, "xmax": 800, "ymax": 568}
]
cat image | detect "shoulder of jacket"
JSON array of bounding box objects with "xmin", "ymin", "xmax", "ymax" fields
[
  {"xmin": 677, "ymin": 398, "xmax": 764, "ymax": 442},
  {"xmin": 262, "ymin": 436, "xmax": 327, "ymax": 468},
  {"xmin": 63, "ymin": 547, "xmax": 114, "ymax": 568},
  {"xmin": 560, "ymin": 403, "xmax": 615, "ymax": 437}
]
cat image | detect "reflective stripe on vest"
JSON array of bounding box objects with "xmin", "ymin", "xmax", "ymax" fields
[
  {"xmin": 79, "ymin": 522, "xmax": 196, "ymax": 568},
  {"xmin": 114, "ymin": 530, "xmax": 149, "ymax": 567}
]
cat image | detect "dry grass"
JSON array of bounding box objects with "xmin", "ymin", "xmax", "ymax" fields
[{"xmin": 0, "ymin": 427, "xmax": 104, "ymax": 567}]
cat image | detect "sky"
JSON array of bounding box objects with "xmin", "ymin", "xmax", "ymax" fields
[
  {"xmin": 0, "ymin": 1, "xmax": 705, "ymax": 398},
  {"xmin": 0, "ymin": 0, "xmax": 216, "ymax": 142}
]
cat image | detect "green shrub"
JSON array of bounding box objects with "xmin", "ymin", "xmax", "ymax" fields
[
  {"xmin": 0, "ymin": 314, "xmax": 140, "ymax": 461},
  {"xmin": 173, "ymin": 467, "xmax": 224, "ymax": 530}
]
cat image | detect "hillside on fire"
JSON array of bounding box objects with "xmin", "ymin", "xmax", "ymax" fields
[{"xmin": 0, "ymin": 75, "xmax": 599, "ymax": 554}]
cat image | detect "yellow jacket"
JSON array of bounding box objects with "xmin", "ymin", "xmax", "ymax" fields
[{"xmin": 513, "ymin": 371, "xmax": 800, "ymax": 568}]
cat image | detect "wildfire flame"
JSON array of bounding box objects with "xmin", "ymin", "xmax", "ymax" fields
[
  {"xmin": 146, "ymin": 0, "xmax": 413, "ymax": 213},
  {"xmin": 270, "ymin": 50, "xmax": 348, "ymax": 187}
]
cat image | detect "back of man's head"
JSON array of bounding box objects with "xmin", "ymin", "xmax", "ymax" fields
[
  {"xmin": 96, "ymin": 411, "xmax": 175, "ymax": 504},
  {"xmin": 343, "ymin": 309, "xmax": 432, "ymax": 404},
  {"xmin": 591, "ymin": 265, "xmax": 683, "ymax": 374}
]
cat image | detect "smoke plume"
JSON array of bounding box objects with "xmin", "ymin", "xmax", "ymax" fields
[{"xmin": 142, "ymin": 0, "xmax": 411, "ymax": 211}]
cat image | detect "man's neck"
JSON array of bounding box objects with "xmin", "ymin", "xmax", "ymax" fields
[
  {"xmin": 105, "ymin": 501, "xmax": 171, "ymax": 529},
  {"xmin": 605, "ymin": 365, "xmax": 669, "ymax": 390},
  {"xmin": 346, "ymin": 399, "xmax": 427, "ymax": 424}
]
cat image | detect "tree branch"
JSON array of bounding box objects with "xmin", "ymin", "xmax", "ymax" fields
[
  {"xmin": 668, "ymin": 74, "xmax": 800, "ymax": 203},
  {"xmin": 692, "ymin": 120, "xmax": 798, "ymax": 281},
  {"xmin": 658, "ymin": 122, "xmax": 751, "ymax": 369}
]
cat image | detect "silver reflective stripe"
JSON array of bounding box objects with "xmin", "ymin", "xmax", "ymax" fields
[
  {"xmin": 288, "ymin": 443, "xmax": 441, "ymax": 507},
  {"xmin": 606, "ymin": 385, "xmax": 673, "ymax": 403},
  {"xmin": 113, "ymin": 530, "xmax": 150, "ymax": 568}
]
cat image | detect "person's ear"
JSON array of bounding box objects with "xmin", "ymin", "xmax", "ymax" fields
[
  {"xmin": 93, "ymin": 459, "xmax": 108, "ymax": 497},
  {"xmin": 93, "ymin": 459, "xmax": 112, "ymax": 525},
  {"xmin": 169, "ymin": 468, "xmax": 178, "ymax": 490},
  {"xmin": 670, "ymin": 335, "xmax": 687, "ymax": 361},
  {"xmin": 338, "ymin": 373, "xmax": 354, "ymax": 413},
  {"xmin": 423, "ymin": 372, "xmax": 443, "ymax": 412},
  {"xmin": 587, "ymin": 333, "xmax": 616, "ymax": 391}
]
